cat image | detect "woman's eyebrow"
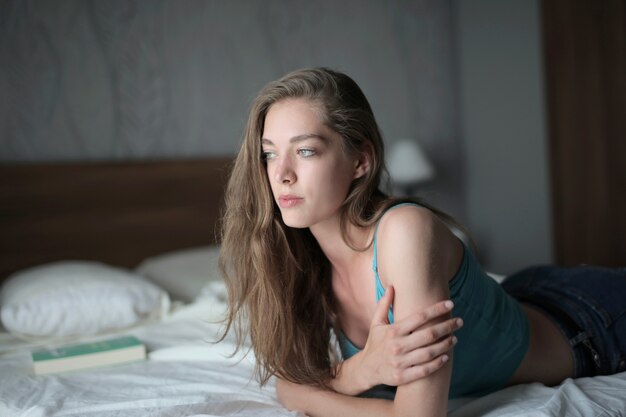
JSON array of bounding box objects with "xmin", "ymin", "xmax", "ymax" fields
[{"xmin": 261, "ymin": 134, "xmax": 329, "ymax": 146}]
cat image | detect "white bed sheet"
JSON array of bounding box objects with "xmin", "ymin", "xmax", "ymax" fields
[
  {"xmin": 1, "ymin": 294, "xmax": 625, "ymax": 417},
  {"xmin": 0, "ymin": 296, "xmax": 300, "ymax": 417}
]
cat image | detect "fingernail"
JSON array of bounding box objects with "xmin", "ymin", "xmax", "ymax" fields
[
  {"xmin": 444, "ymin": 300, "xmax": 454, "ymax": 309},
  {"xmin": 452, "ymin": 336, "xmax": 458, "ymax": 344},
  {"xmin": 442, "ymin": 355, "xmax": 449, "ymax": 363},
  {"xmin": 456, "ymin": 318, "xmax": 464, "ymax": 327}
]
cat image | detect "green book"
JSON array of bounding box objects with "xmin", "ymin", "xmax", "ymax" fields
[{"xmin": 31, "ymin": 336, "xmax": 146, "ymax": 375}]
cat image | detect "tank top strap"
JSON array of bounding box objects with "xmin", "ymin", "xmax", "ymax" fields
[
  {"xmin": 372, "ymin": 202, "xmax": 421, "ymax": 326},
  {"xmin": 372, "ymin": 221, "xmax": 381, "ymax": 275}
]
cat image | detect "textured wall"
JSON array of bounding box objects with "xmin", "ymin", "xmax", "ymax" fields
[
  {"xmin": 455, "ymin": 0, "xmax": 553, "ymax": 273},
  {"xmin": 0, "ymin": 0, "xmax": 464, "ymax": 219}
]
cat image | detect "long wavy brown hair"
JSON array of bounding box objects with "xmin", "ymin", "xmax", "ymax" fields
[{"xmin": 218, "ymin": 67, "xmax": 462, "ymax": 389}]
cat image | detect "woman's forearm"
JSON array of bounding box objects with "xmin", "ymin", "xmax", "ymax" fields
[
  {"xmin": 278, "ymin": 378, "xmax": 393, "ymax": 417},
  {"xmin": 302, "ymin": 388, "xmax": 393, "ymax": 417}
]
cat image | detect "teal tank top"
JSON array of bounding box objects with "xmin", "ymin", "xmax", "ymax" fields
[{"xmin": 338, "ymin": 204, "xmax": 529, "ymax": 398}]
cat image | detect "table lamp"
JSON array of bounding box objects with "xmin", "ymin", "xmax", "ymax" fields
[{"xmin": 386, "ymin": 138, "xmax": 435, "ymax": 196}]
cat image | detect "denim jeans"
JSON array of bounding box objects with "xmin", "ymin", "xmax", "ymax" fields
[{"xmin": 502, "ymin": 265, "xmax": 626, "ymax": 378}]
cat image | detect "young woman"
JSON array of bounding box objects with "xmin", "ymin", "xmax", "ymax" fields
[{"xmin": 218, "ymin": 67, "xmax": 626, "ymax": 417}]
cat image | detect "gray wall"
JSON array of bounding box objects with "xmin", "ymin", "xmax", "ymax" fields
[
  {"xmin": 454, "ymin": 0, "xmax": 553, "ymax": 274},
  {"xmin": 0, "ymin": 0, "xmax": 464, "ymax": 221},
  {"xmin": 1, "ymin": 0, "xmax": 553, "ymax": 273}
]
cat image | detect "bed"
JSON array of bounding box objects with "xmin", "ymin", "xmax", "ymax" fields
[{"xmin": 1, "ymin": 158, "xmax": 625, "ymax": 417}]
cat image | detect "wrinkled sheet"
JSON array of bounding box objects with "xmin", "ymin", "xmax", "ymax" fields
[
  {"xmin": 448, "ymin": 373, "xmax": 626, "ymax": 416},
  {"xmin": 0, "ymin": 356, "xmax": 299, "ymax": 417},
  {"xmin": 1, "ymin": 296, "xmax": 625, "ymax": 417},
  {"xmin": 0, "ymin": 298, "xmax": 300, "ymax": 417}
]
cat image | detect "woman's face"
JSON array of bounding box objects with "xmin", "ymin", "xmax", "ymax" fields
[{"xmin": 262, "ymin": 99, "xmax": 364, "ymax": 230}]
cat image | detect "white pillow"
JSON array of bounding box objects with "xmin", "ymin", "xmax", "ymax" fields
[
  {"xmin": 135, "ymin": 246, "xmax": 222, "ymax": 303},
  {"xmin": 0, "ymin": 261, "xmax": 170, "ymax": 338}
]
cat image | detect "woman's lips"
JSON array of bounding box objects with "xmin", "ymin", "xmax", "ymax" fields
[{"xmin": 278, "ymin": 195, "xmax": 304, "ymax": 208}]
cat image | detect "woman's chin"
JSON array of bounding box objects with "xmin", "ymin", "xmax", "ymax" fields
[
  {"xmin": 280, "ymin": 213, "xmax": 311, "ymax": 229},
  {"xmin": 282, "ymin": 219, "xmax": 310, "ymax": 229}
]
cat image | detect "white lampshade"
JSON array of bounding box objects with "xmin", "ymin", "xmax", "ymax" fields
[{"xmin": 387, "ymin": 139, "xmax": 435, "ymax": 185}]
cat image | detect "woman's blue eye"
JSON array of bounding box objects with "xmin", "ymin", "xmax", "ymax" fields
[
  {"xmin": 298, "ymin": 148, "xmax": 315, "ymax": 157},
  {"xmin": 262, "ymin": 151, "xmax": 277, "ymax": 160}
]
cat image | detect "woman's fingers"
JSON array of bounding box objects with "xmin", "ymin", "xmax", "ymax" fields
[
  {"xmin": 389, "ymin": 316, "xmax": 462, "ymax": 356},
  {"xmin": 402, "ymin": 333, "xmax": 458, "ymax": 368},
  {"xmin": 371, "ymin": 286, "xmax": 395, "ymax": 326},
  {"xmin": 393, "ymin": 352, "xmax": 452, "ymax": 385},
  {"xmin": 405, "ymin": 317, "xmax": 463, "ymax": 347},
  {"xmin": 389, "ymin": 335, "xmax": 457, "ymax": 385},
  {"xmin": 394, "ymin": 300, "xmax": 456, "ymax": 335}
]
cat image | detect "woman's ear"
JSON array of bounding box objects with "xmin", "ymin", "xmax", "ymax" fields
[{"xmin": 353, "ymin": 146, "xmax": 372, "ymax": 180}]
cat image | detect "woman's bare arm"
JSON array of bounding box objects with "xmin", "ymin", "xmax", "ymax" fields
[
  {"xmin": 277, "ymin": 379, "xmax": 394, "ymax": 417},
  {"xmin": 378, "ymin": 205, "xmax": 462, "ymax": 417}
]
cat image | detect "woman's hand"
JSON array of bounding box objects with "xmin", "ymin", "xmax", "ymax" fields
[{"xmin": 357, "ymin": 286, "xmax": 462, "ymax": 389}]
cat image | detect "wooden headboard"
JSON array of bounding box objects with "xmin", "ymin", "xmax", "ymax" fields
[{"xmin": 0, "ymin": 158, "xmax": 233, "ymax": 282}]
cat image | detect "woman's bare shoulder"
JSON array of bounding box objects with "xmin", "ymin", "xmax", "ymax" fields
[
  {"xmin": 376, "ymin": 204, "xmax": 462, "ymax": 285},
  {"xmin": 376, "ymin": 205, "xmax": 443, "ymax": 245}
]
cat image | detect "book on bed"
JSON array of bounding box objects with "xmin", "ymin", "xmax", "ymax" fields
[{"xmin": 31, "ymin": 336, "xmax": 146, "ymax": 375}]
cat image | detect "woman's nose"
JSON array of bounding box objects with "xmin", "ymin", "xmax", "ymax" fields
[{"xmin": 275, "ymin": 156, "xmax": 296, "ymax": 184}]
